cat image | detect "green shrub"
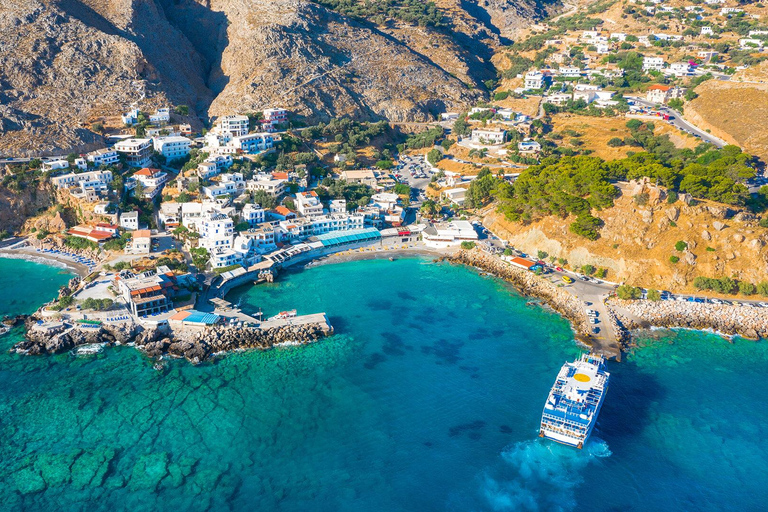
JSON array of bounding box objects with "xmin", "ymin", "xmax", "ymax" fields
[
  {"xmin": 569, "ymin": 213, "xmax": 602, "ymax": 240},
  {"xmin": 669, "ymin": 255, "xmax": 680, "ymax": 263},
  {"xmin": 460, "ymin": 241, "xmax": 476, "ymax": 250},
  {"xmin": 675, "ymin": 240, "xmax": 688, "ymax": 251},
  {"xmin": 617, "ymin": 284, "xmax": 642, "ymax": 300},
  {"xmin": 647, "ymin": 289, "xmax": 661, "ymax": 301},
  {"xmin": 739, "ymin": 281, "xmax": 756, "ymax": 295}
]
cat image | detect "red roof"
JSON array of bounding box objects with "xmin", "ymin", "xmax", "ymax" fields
[
  {"xmin": 95, "ymin": 223, "xmax": 119, "ymax": 229},
  {"xmin": 271, "ymin": 172, "xmax": 289, "ymax": 180},
  {"xmin": 648, "ymin": 85, "xmax": 672, "ymax": 91},
  {"xmin": 134, "ymin": 167, "xmax": 161, "ymax": 177},
  {"xmin": 169, "ymin": 311, "xmax": 191, "ymax": 321},
  {"xmin": 88, "ymin": 231, "xmax": 114, "ymax": 241},
  {"xmin": 510, "ymin": 257, "xmax": 536, "ymax": 269},
  {"xmin": 274, "ymin": 206, "xmax": 293, "ymax": 216}
]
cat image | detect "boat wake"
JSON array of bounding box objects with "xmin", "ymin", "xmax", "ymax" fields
[{"xmin": 480, "ymin": 437, "xmax": 611, "ymax": 512}]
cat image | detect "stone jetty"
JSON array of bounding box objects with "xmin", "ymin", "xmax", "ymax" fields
[
  {"xmin": 609, "ymin": 299, "xmax": 768, "ymax": 340},
  {"xmin": 13, "ymin": 315, "xmax": 333, "ymax": 363}
]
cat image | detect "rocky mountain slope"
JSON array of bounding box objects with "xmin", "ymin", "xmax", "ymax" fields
[
  {"xmin": 484, "ymin": 181, "xmax": 768, "ymax": 293},
  {"xmin": 0, "ymin": 0, "xmax": 560, "ymax": 156}
]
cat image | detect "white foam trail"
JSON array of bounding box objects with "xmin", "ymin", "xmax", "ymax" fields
[{"xmin": 481, "ymin": 437, "xmax": 611, "ymax": 512}]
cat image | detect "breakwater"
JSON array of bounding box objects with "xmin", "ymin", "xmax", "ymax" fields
[
  {"xmin": 13, "ymin": 315, "xmax": 333, "ymax": 363},
  {"xmin": 609, "ymin": 299, "xmax": 768, "ymax": 340},
  {"xmin": 447, "ymin": 249, "xmax": 592, "ymax": 340}
]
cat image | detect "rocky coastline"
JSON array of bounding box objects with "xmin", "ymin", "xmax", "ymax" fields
[
  {"xmin": 12, "ymin": 316, "xmax": 333, "ymax": 363},
  {"xmin": 446, "ymin": 249, "xmax": 593, "ymax": 340},
  {"xmin": 447, "ymin": 249, "xmax": 768, "ymax": 355},
  {"xmin": 610, "ymin": 298, "xmax": 768, "ymax": 341}
]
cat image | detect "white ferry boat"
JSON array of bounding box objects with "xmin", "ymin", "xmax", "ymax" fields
[{"xmin": 540, "ymin": 353, "xmax": 610, "ymax": 449}]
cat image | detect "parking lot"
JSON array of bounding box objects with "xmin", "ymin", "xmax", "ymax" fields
[{"xmin": 394, "ymin": 155, "xmax": 434, "ymax": 192}]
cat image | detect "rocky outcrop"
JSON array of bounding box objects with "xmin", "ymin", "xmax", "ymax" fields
[
  {"xmin": 609, "ymin": 299, "xmax": 768, "ymax": 340},
  {"xmin": 13, "ymin": 317, "xmax": 332, "ymax": 362},
  {"xmin": 137, "ymin": 323, "xmax": 330, "ymax": 363},
  {"xmin": 0, "ymin": 178, "xmax": 56, "ymax": 233},
  {"xmin": 16, "ymin": 322, "xmax": 142, "ymax": 355}
]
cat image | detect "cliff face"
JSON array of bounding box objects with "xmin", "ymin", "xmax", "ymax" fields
[
  {"xmin": 0, "ymin": 180, "xmax": 56, "ymax": 233},
  {"xmin": 0, "ymin": 0, "xmax": 560, "ymax": 155}
]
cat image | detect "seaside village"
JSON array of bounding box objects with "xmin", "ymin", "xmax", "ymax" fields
[
  {"xmin": 18, "ymin": 105, "xmax": 489, "ymax": 342},
  {"xmin": 8, "ymin": 0, "xmax": 768, "ymax": 352}
]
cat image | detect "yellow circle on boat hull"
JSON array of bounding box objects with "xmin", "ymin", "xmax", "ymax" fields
[{"xmin": 574, "ymin": 373, "xmax": 591, "ymax": 383}]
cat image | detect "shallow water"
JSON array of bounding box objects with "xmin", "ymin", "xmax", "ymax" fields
[{"xmin": 0, "ymin": 256, "xmax": 766, "ymax": 511}]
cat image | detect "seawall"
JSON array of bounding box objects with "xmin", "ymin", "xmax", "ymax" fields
[{"xmin": 609, "ymin": 299, "xmax": 768, "ymax": 340}]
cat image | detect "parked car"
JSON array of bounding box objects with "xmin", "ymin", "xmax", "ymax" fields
[{"xmin": 562, "ymin": 276, "xmax": 573, "ymax": 284}]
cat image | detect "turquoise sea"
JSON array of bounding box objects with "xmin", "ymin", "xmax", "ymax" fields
[{"xmin": 0, "ymin": 256, "xmax": 767, "ymax": 511}]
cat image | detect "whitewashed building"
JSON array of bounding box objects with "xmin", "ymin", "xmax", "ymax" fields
[
  {"xmin": 120, "ymin": 211, "xmax": 139, "ymax": 230},
  {"xmin": 153, "ymin": 136, "xmax": 191, "ymax": 160},
  {"xmin": 241, "ymin": 203, "xmax": 266, "ymax": 226},
  {"xmin": 115, "ymin": 138, "xmax": 153, "ymax": 167},
  {"xmin": 524, "ymin": 71, "xmax": 545, "ymax": 89},
  {"xmin": 422, "ymin": 220, "xmax": 478, "ymax": 248},
  {"xmin": 296, "ymin": 191, "xmax": 323, "ymax": 217},
  {"xmin": 642, "ymin": 56, "xmax": 666, "ymax": 72},
  {"xmin": 471, "ymin": 129, "xmax": 506, "ymax": 145},
  {"xmin": 214, "ymin": 115, "xmax": 249, "ymax": 137},
  {"xmin": 199, "ymin": 211, "xmax": 234, "ymax": 252},
  {"xmin": 86, "ymin": 148, "xmax": 120, "ymax": 167}
]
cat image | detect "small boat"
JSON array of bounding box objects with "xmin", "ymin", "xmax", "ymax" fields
[
  {"xmin": 267, "ymin": 310, "xmax": 297, "ymax": 321},
  {"xmin": 388, "ymin": 256, "xmax": 395, "ymax": 262}
]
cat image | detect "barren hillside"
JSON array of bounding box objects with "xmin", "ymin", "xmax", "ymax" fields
[
  {"xmin": 685, "ymin": 62, "xmax": 768, "ymax": 163},
  {"xmin": 485, "ymin": 185, "xmax": 768, "ymax": 293},
  {"xmin": 0, "ymin": 0, "xmax": 561, "ymax": 156}
]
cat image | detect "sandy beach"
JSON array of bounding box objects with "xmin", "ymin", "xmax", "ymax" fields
[
  {"xmin": 305, "ymin": 244, "xmax": 458, "ymax": 268},
  {"xmin": 0, "ymin": 248, "xmax": 91, "ymax": 277}
]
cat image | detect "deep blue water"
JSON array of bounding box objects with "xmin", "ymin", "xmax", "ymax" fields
[{"xmin": 0, "ymin": 256, "xmax": 767, "ymax": 511}]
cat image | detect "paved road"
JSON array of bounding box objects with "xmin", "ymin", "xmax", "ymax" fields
[{"xmin": 625, "ymin": 96, "xmax": 726, "ymax": 148}]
